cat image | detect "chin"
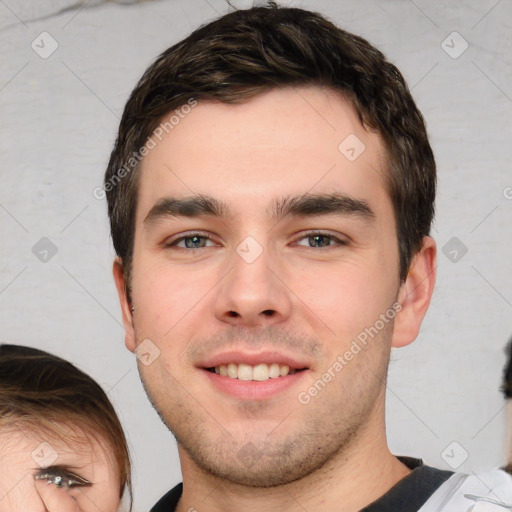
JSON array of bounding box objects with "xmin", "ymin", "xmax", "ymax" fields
[{"xmin": 176, "ymin": 428, "xmax": 352, "ymax": 489}]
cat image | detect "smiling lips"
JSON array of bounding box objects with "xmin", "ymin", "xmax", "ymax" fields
[
  {"xmin": 200, "ymin": 350, "xmax": 310, "ymax": 399},
  {"xmin": 209, "ymin": 363, "xmax": 297, "ymax": 381},
  {"xmin": 201, "ymin": 353, "xmax": 310, "ymax": 399}
]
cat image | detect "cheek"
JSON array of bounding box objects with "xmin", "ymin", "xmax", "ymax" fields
[
  {"xmin": 78, "ymin": 487, "xmax": 120, "ymax": 512},
  {"xmin": 289, "ymin": 256, "xmax": 398, "ymax": 338},
  {"xmin": 133, "ymin": 260, "xmax": 215, "ymax": 331},
  {"xmin": 76, "ymin": 461, "xmax": 122, "ymax": 512}
]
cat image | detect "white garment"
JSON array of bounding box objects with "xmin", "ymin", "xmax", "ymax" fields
[{"xmin": 419, "ymin": 470, "xmax": 512, "ymax": 512}]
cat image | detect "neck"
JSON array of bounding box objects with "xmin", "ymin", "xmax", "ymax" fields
[{"xmin": 176, "ymin": 403, "xmax": 411, "ymax": 512}]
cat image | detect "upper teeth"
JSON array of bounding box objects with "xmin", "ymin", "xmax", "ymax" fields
[{"xmin": 213, "ymin": 363, "xmax": 293, "ymax": 381}]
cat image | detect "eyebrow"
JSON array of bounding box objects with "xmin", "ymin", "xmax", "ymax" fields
[
  {"xmin": 271, "ymin": 192, "xmax": 375, "ymax": 221},
  {"xmin": 144, "ymin": 195, "xmax": 227, "ymax": 227},
  {"xmin": 143, "ymin": 192, "xmax": 375, "ymax": 228}
]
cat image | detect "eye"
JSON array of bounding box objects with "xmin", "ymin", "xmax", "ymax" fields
[
  {"xmin": 165, "ymin": 233, "xmax": 217, "ymax": 249},
  {"xmin": 34, "ymin": 467, "xmax": 92, "ymax": 489},
  {"xmin": 295, "ymin": 232, "xmax": 346, "ymax": 248}
]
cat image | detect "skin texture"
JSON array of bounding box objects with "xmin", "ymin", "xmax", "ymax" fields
[
  {"xmin": 114, "ymin": 86, "xmax": 436, "ymax": 512},
  {"xmin": 0, "ymin": 427, "xmax": 121, "ymax": 512}
]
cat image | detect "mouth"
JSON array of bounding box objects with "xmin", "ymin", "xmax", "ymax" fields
[
  {"xmin": 205, "ymin": 362, "xmax": 307, "ymax": 381},
  {"xmin": 199, "ymin": 351, "xmax": 310, "ymax": 400}
]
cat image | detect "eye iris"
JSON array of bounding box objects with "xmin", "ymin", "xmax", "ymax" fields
[
  {"xmin": 185, "ymin": 236, "xmax": 205, "ymax": 248},
  {"xmin": 309, "ymin": 235, "xmax": 330, "ymax": 247}
]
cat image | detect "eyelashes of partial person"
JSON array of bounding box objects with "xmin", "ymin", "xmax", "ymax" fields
[{"xmin": 34, "ymin": 465, "xmax": 92, "ymax": 489}]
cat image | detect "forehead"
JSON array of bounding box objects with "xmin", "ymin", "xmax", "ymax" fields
[
  {"xmin": 0, "ymin": 425, "xmax": 111, "ymax": 469},
  {"xmin": 137, "ymin": 86, "xmax": 388, "ymax": 217}
]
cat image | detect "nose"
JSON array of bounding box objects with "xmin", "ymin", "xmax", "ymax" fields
[{"xmin": 212, "ymin": 243, "xmax": 293, "ymax": 327}]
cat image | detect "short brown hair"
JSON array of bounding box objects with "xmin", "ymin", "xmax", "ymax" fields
[
  {"xmin": 0, "ymin": 344, "xmax": 132, "ymax": 507},
  {"xmin": 104, "ymin": 5, "xmax": 435, "ymax": 293}
]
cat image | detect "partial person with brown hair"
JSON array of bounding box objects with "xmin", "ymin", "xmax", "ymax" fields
[
  {"xmin": 103, "ymin": 4, "xmax": 512, "ymax": 511},
  {"xmin": 0, "ymin": 344, "xmax": 132, "ymax": 512},
  {"xmin": 501, "ymin": 336, "xmax": 512, "ymax": 475}
]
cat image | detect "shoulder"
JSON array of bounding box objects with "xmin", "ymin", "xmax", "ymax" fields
[
  {"xmin": 150, "ymin": 482, "xmax": 183, "ymax": 512},
  {"xmin": 418, "ymin": 469, "xmax": 512, "ymax": 511}
]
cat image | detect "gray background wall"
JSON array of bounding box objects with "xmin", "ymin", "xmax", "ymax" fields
[{"xmin": 0, "ymin": 1, "xmax": 511, "ymax": 510}]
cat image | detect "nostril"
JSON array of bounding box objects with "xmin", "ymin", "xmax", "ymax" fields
[{"xmin": 224, "ymin": 310, "xmax": 276, "ymax": 319}]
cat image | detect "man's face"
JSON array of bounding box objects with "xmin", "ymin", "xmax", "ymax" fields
[
  {"xmin": 118, "ymin": 86, "xmax": 415, "ymax": 486},
  {"xmin": 0, "ymin": 427, "xmax": 120, "ymax": 511}
]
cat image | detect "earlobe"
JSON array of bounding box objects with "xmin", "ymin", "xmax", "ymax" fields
[
  {"xmin": 392, "ymin": 236, "xmax": 437, "ymax": 348},
  {"xmin": 112, "ymin": 257, "xmax": 137, "ymax": 353}
]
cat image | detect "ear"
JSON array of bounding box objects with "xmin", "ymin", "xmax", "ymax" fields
[
  {"xmin": 113, "ymin": 257, "xmax": 137, "ymax": 353},
  {"xmin": 392, "ymin": 236, "xmax": 437, "ymax": 348}
]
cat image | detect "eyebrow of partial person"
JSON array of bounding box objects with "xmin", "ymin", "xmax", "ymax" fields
[
  {"xmin": 271, "ymin": 193, "xmax": 375, "ymax": 222},
  {"xmin": 143, "ymin": 195, "xmax": 227, "ymax": 228}
]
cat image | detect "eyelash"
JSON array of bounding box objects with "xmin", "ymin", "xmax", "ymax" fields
[
  {"xmin": 295, "ymin": 230, "xmax": 348, "ymax": 248},
  {"xmin": 164, "ymin": 231, "xmax": 214, "ymax": 248},
  {"xmin": 34, "ymin": 468, "xmax": 92, "ymax": 489},
  {"xmin": 164, "ymin": 231, "xmax": 347, "ymax": 249}
]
